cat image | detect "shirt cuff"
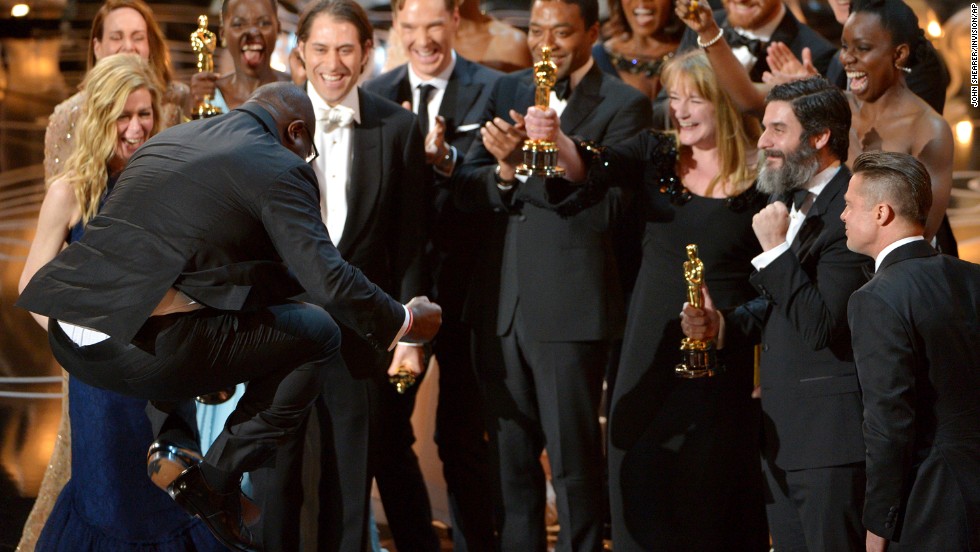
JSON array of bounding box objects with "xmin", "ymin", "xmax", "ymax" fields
[
  {"xmin": 389, "ymin": 305, "xmax": 412, "ymax": 351},
  {"xmin": 751, "ymin": 241, "xmax": 790, "ymax": 271}
]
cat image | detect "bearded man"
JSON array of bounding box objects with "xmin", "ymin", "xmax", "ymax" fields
[{"xmin": 681, "ymin": 77, "xmax": 872, "ymax": 552}]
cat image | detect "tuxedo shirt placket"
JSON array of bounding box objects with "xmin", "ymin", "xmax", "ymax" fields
[{"xmin": 314, "ymin": 115, "xmax": 353, "ymax": 245}]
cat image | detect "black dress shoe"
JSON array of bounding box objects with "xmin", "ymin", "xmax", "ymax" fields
[
  {"xmin": 195, "ymin": 386, "xmax": 238, "ymax": 405},
  {"xmin": 167, "ymin": 464, "xmax": 260, "ymax": 552},
  {"xmin": 147, "ymin": 439, "xmax": 204, "ymax": 492}
]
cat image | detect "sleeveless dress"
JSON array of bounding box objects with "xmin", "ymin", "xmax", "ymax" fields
[
  {"xmin": 590, "ymin": 132, "xmax": 771, "ymax": 551},
  {"xmin": 35, "ymin": 176, "xmax": 222, "ymax": 552}
]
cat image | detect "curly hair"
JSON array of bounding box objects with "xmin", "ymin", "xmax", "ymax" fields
[{"xmin": 63, "ymin": 54, "xmax": 162, "ymax": 223}]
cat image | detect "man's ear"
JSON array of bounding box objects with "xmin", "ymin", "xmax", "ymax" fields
[
  {"xmin": 810, "ymin": 127, "xmax": 831, "ymax": 151},
  {"xmin": 361, "ymin": 39, "xmax": 375, "ymax": 70}
]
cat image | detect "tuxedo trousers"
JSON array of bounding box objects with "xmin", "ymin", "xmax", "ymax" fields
[
  {"xmin": 47, "ymin": 303, "xmax": 341, "ymax": 480},
  {"xmin": 763, "ymin": 458, "xmax": 865, "ymax": 552},
  {"xmin": 476, "ymin": 305, "xmax": 607, "ymax": 552}
]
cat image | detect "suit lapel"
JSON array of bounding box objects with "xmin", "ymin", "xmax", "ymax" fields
[
  {"xmin": 442, "ymin": 58, "xmax": 483, "ymax": 134},
  {"xmin": 340, "ymin": 92, "xmax": 383, "ymax": 255},
  {"xmin": 560, "ymin": 64, "xmax": 603, "ymax": 135},
  {"xmin": 792, "ymin": 166, "xmax": 849, "ymax": 258},
  {"xmin": 877, "ymin": 240, "xmax": 937, "ymax": 273}
]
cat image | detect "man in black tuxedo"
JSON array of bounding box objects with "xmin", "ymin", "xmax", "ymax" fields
[
  {"xmin": 364, "ymin": 0, "xmax": 502, "ymax": 549},
  {"xmin": 842, "ymin": 151, "xmax": 980, "ymax": 552},
  {"xmin": 16, "ymin": 82, "xmax": 441, "ymax": 552},
  {"xmin": 453, "ymin": 0, "xmax": 652, "ymax": 548},
  {"xmin": 682, "ymin": 77, "xmax": 870, "ymax": 551},
  {"xmin": 678, "ymin": 0, "xmax": 836, "ymax": 81},
  {"xmin": 247, "ymin": 2, "xmax": 432, "ymax": 551}
]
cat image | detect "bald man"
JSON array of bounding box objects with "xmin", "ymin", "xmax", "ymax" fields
[{"xmin": 18, "ymin": 83, "xmax": 442, "ymax": 552}]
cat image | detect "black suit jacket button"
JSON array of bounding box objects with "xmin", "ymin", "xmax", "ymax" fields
[
  {"xmin": 518, "ymin": 215, "xmax": 526, "ymax": 222},
  {"xmin": 763, "ymin": 345, "xmax": 769, "ymax": 352},
  {"xmin": 884, "ymin": 521, "xmax": 893, "ymax": 528},
  {"xmin": 888, "ymin": 506, "xmax": 898, "ymax": 512}
]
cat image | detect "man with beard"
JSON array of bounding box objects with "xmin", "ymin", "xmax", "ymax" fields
[{"xmin": 681, "ymin": 77, "xmax": 871, "ymax": 552}]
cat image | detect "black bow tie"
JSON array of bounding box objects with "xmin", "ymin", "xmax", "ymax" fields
[
  {"xmin": 726, "ymin": 29, "xmax": 765, "ymax": 58},
  {"xmin": 553, "ymin": 78, "xmax": 571, "ymax": 101},
  {"xmin": 786, "ymin": 188, "xmax": 814, "ymax": 214}
]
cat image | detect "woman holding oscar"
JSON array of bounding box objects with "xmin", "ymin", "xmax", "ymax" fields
[
  {"xmin": 523, "ymin": 50, "xmax": 769, "ymax": 551},
  {"xmin": 188, "ymin": 0, "xmax": 292, "ymax": 114}
]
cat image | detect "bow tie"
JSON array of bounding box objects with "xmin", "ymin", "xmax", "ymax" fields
[
  {"xmin": 317, "ymin": 105, "xmax": 355, "ymax": 129},
  {"xmin": 786, "ymin": 188, "xmax": 815, "ymax": 214},
  {"xmin": 553, "ymin": 78, "xmax": 571, "ymax": 101},
  {"xmin": 725, "ymin": 29, "xmax": 765, "ymax": 58}
]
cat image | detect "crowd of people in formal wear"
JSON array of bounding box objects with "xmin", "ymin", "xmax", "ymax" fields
[{"xmin": 13, "ymin": 0, "xmax": 980, "ymax": 549}]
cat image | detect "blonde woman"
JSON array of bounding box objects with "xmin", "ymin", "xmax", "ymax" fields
[
  {"xmin": 19, "ymin": 55, "xmax": 221, "ymax": 551},
  {"xmin": 43, "ymin": 0, "xmax": 189, "ymax": 182},
  {"xmin": 524, "ymin": 50, "xmax": 770, "ymax": 551}
]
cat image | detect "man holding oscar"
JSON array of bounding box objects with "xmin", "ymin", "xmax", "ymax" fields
[{"xmin": 452, "ymin": 0, "xmax": 652, "ymax": 547}]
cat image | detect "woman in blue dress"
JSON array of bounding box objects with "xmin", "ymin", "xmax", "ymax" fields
[{"xmin": 18, "ymin": 54, "xmax": 221, "ymax": 551}]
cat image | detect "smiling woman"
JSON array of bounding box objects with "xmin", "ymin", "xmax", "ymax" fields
[{"xmin": 188, "ymin": 0, "xmax": 292, "ymax": 112}]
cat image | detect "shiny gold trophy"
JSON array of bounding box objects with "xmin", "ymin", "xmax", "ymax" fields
[
  {"xmin": 389, "ymin": 369, "xmax": 417, "ymax": 394},
  {"xmin": 190, "ymin": 15, "xmax": 223, "ymax": 120},
  {"xmin": 675, "ymin": 244, "xmax": 722, "ymax": 378},
  {"xmin": 516, "ymin": 45, "xmax": 565, "ymax": 178}
]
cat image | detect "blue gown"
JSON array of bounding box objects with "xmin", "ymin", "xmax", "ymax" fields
[{"xmin": 36, "ymin": 176, "xmax": 222, "ymax": 551}]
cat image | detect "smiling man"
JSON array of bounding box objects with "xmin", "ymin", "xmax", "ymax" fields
[
  {"xmin": 681, "ymin": 77, "xmax": 871, "ymax": 551},
  {"xmin": 364, "ymin": 0, "xmax": 502, "ymax": 549},
  {"xmin": 678, "ymin": 0, "xmax": 836, "ymax": 81},
  {"xmin": 452, "ymin": 0, "xmax": 652, "ymax": 549},
  {"xmin": 246, "ymin": 1, "xmax": 431, "ymax": 551}
]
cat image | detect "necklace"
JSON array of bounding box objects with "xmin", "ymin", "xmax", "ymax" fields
[{"xmin": 606, "ymin": 48, "xmax": 674, "ymax": 78}]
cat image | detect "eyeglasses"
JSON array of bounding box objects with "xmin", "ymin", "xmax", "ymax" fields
[{"xmin": 303, "ymin": 123, "xmax": 318, "ymax": 163}]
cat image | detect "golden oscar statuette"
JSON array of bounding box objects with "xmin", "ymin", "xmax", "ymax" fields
[
  {"xmin": 675, "ymin": 244, "xmax": 722, "ymax": 378},
  {"xmin": 516, "ymin": 45, "xmax": 565, "ymax": 178},
  {"xmin": 190, "ymin": 15, "xmax": 223, "ymax": 120},
  {"xmin": 389, "ymin": 368, "xmax": 417, "ymax": 394}
]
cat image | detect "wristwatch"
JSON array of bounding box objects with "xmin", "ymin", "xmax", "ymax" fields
[{"xmin": 494, "ymin": 164, "xmax": 516, "ymax": 189}]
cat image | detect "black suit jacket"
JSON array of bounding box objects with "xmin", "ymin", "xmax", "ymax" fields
[
  {"xmin": 848, "ymin": 240, "xmax": 980, "ymax": 547},
  {"xmin": 18, "ymin": 104, "xmax": 405, "ymax": 350},
  {"xmin": 328, "ymin": 89, "xmax": 430, "ymax": 377},
  {"xmin": 364, "ymin": 55, "xmax": 502, "ymax": 316},
  {"xmin": 679, "ymin": 6, "xmax": 836, "ymax": 81},
  {"xmin": 454, "ymin": 62, "xmax": 653, "ymax": 341},
  {"xmin": 726, "ymin": 166, "xmax": 871, "ymax": 470}
]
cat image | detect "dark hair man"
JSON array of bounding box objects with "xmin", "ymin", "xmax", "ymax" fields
[
  {"xmin": 364, "ymin": 0, "xmax": 503, "ymax": 548},
  {"xmin": 452, "ymin": 0, "xmax": 653, "ymax": 548},
  {"xmin": 681, "ymin": 77, "xmax": 871, "ymax": 551}
]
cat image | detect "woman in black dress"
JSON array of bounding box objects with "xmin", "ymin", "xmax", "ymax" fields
[{"xmin": 524, "ymin": 49, "xmax": 770, "ymax": 551}]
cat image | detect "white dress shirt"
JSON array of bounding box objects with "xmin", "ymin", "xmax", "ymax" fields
[
  {"xmin": 752, "ymin": 163, "xmax": 841, "ymax": 270},
  {"xmin": 730, "ymin": 4, "xmax": 785, "ymax": 71},
  {"xmin": 308, "ymin": 82, "xmax": 361, "ymax": 246},
  {"xmin": 875, "ymin": 236, "xmax": 925, "ymax": 272}
]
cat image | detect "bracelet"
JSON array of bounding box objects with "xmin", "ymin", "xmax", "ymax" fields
[
  {"xmin": 697, "ymin": 28, "xmax": 725, "ymax": 49},
  {"xmin": 398, "ymin": 341, "xmax": 425, "ymax": 347}
]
